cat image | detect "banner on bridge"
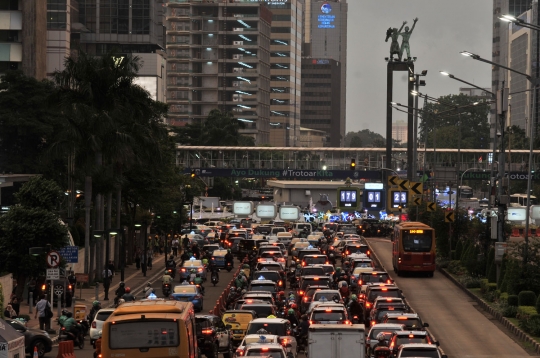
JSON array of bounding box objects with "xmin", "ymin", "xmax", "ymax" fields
[
  {"xmin": 460, "ymin": 171, "xmax": 540, "ymax": 181},
  {"xmin": 185, "ymin": 168, "xmax": 383, "ymax": 180}
]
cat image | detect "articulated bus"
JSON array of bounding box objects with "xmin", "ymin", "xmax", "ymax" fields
[
  {"xmin": 392, "ymin": 222, "xmax": 436, "ymax": 277},
  {"xmin": 100, "ymin": 300, "xmax": 198, "ymax": 358}
]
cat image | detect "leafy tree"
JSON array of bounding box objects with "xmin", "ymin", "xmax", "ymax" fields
[
  {"xmin": 173, "ymin": 109, "xmax": 254, "ymax": 146},
  {"xmin": 419, "ymin": 94, "xmax": 490, "ymax": 149},
  {"xmin": 349, "ymin": 136, "xmax": 363, "ymax": 148},
  {"xmin": 0, "ymin": 176, "xmax": 68, "ymax": 299},
  {"xmin": 0, "ymin": 71, "xmax": 60, "ymax": 174}
]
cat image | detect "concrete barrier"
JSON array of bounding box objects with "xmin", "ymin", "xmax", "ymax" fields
[{"xmin": 56, "ymin": 340, "xmax": 74, "ymax": 358}]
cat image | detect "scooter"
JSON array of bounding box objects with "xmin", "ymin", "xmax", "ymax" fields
[
  {"xmin": 211, "ymin": 270, "xmax": 219, "ymax": 286},
  {"xmin": 166, "ymin": 267, "xmax": 176, "ymax": 279},
  {"xmin": 59, "ymin": 327, "xmax": 85, "ymax": 349},
  {"xmin": 162, "ymin": 283, "xmax": 172, "ymax": 297},
  {"xmin": 226, "ymin": 261, "xmax": 233, "ymax": 272}
]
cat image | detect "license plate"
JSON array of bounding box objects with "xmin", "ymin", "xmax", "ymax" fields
[{"xmin": 233, "ymin": 330, "xmax": 243, "ymax": 334}]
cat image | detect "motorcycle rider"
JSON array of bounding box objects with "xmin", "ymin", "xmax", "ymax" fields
[
  {"xmin": 338, "ymin": 281, "xmax": 350, "ymax": 301},
  {"xmin": 122, "ymin": 287, "xmax": 136, "ymax": 302},
  {"xmin": 144, "ymin": 282, "xmax": 154, "ymax": 298},
  {"xmin": 58, "ymin": 309, "xmax": 69, "ymax": 328},
  {"xmin": 209, "ymin": 259, "xmax": 219, "ymax": 282},
  {"xmin": 63, "ymin": 311, "xmax": 82, "ymax": 345},
  {"xmin": 87, "ymin": 301, "xmax": 101, "ymax": 323},
  {"xmin": 299, "ymin": 227, "xmax": 309, "ymax": 239},
  {"xmin": 166, "ymin": 255, "xmax": 176, "ymax": 276},
  {"xmin": 194, "ymin": 272, "xmax": 205, "ymax": 295},
  {"xmin": 225, "ymin": 249, "xmax": 234, "ymax": 265},
  {"xmin": 286, "ymin": 308, "xmax": 299, "ymax": 327},
  {"xmin": 297, "ymin": 314, "xmax": 309, "ymax": 351},
  {"xmin": 373, "ymin": 332, "xmax": 389, "ymax": 350},
  {"xmin": 347, "ymin": 294, "xmax": 363, "ymax": 324},
  {"xmin": 114, "ymin": 281, "xmax": 125, "ymax": 305},
  {"xmin": 162, "ymin": 270, "xmax": 173, "ymax": 294}
]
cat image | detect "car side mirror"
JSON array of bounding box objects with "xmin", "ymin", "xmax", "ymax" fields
[
  {"xmin": 423, "ymin": 322, "xmax": 429, "ymax": 327},
  {"xmin": 226, "ymin": 324, "xmax": 232, "ymax": 329}
]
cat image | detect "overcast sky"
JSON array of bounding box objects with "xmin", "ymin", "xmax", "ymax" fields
[{"xmin": 345, "ymin": 0, "xmax": 493, "ymax": 137}]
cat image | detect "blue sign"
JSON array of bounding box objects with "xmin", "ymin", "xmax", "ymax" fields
[
  {"xmin": 318, "ymin": 3, "xmax": 335, "ymax": 29},
  {"xmin": 59, "ymin": 246, "xmax": 79, "ymax": 263},
  {"xmin": 321, "ymin": 3, "xmax": 332, "ymax": 14}
]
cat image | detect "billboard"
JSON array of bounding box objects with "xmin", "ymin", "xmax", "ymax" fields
[
  {"xmin": 256, "ymin": 204, "xmax": 277, "ymax": 219},
  {"xmin": 279, "ymin": 206, "xmax": 300, "ymax": 221},
  {"xmin": 337, "ymin": 187, "xmax": 359, "ymax": 210},
  {"xmin": 507, "ymin": 207, "xmax": 526, "ymax": 221},
  {"xmin": 233, "ymin": 201, "xmax": 253, "ymax": 216}
]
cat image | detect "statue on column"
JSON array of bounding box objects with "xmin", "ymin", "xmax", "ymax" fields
[
  {"xmin": 385, "ymin": 18, "xmax": 419, "ymax": 62},
  {"xmin": 399, "ymin": 18, "xmax": 418, "ymax": 61}
]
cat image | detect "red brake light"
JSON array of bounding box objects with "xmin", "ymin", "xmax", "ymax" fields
[
  {"xmin": 366, "ymin": 303, "xmax": 371, "ymax": 308},
  {"xmin": 299, "ymin": 291, "xmax": 304, "ymax": 295},
  {"xmin": 181, "ymin": 268, "xmax": 186, "ymax": 272},
  {"xmin": 371, "ymin": 321, "xmax": 376, "ymax": 326},
  {"xmin": 409, "ymin": 334, "xmax": 414, "ymax": 338},
  {"xmin": 91, "ymin": 321, "xmax": 96, "ymax": 328},
  {"xmin": 261, "ymin": 348, "xmax": 269, "ymax": 352},
  {"xmin": 397, "ymin": 317, "xmax": 408, "ymax": 320},
  {"xmin": 202, "ymin": 329, "xmax": 213, "ymax": 334},
  {"xmin": 41, "ymin": 284, "xmax": 47, "ymax": 290},
  {"xmin": 381, "ymin": 288, "xmax": 388, "ymax": 291},
  {"xmin": 367, "ymin": 250, "xmax": 370, "ymax": 255},
  {"xmin": 386, "ymin": 298, "xmax": 392, "ymax": 302},
  {"xmin": 387, "ymin": 279, "xmax": 392, "ymax": 283},
  {"xmin": 358, "ymin": 280, "xmax": 363, "ymax": 285}
]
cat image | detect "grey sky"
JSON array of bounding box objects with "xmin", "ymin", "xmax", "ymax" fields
[{"xmin": 345, "ymin": 0, "xmax": 493, "ymax": 137}]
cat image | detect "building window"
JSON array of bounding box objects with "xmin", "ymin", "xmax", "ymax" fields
[
  {"xmin": 47, "ymin": 0, "xmax": 66, "ymax": 11},
  {"xmin": 118, "ymin": 0, "xmax": 130, "ymax": 34},
  {"xmin": 0, "ymin": 30, "xmax": 18, "ymax": 42},
  {"xmin": 80, "ymin": 0, "xmax": 97, "ymax": 33},
  {"xmin": 132, "ymin": 0, "xmax": 150, "ymax": 34},
  {"xmin": 271, "ymin": 27, "xmax": 290, "ymax": 33},
  {"xmin": 47, "ymin": 11, "xmax": 67, "ymax": 29},
  {"xmin": 0, "ymin": 0, "xmax": 19, "ymax": 10},
  {"xmin": 272, "ymin": 15, "xmax": 291, "ymax": 21}
]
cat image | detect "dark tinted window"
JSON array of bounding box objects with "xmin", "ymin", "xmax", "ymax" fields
[
  {"xmin": 240, "ymin": 305, "xmax": 275, "ymax": 318},
  {"xmin": 254, "ymin": 272, "xmax": 280, "ymax": 281},
  {"xmin": 368, "ymin": 289, "xmax": 400, "ymax": 301},
  {"xmin": 402, "ymin": 234, "xmax": 432, "ymax": 252},
  {"xmin": 301, "ymin": 278, "xmax": 330, "ymax": 290},
  {"xmin": 300, "ymin": 267, "xmax": 325, "ymax": 276},
  {"xmin": 249, "ymin": 285, "xmax": 276, "ymax": 293},
  {"xmin": 360, "ymin": 273, "xmax": 391, "ymax": 284},
  {"xmin": 246, "ymin": 322, "xmax": 286, "ymax": 336},
  {"xmin": 394, "ymin": 336, "xmax": 429, "ymax": 346},
  {"xmin": 385, "ymin": 318, "xmax": 423, "ymax": 330},
  {"xmin": 304, "ymin": 256, "xmax": 327, "ymax": 265},
  {"xmin": 312, "ymin": 311, "xmax": 345, "ymax": 321},
  {"xmin": 96, "ymin": 311, "xmax": 113, "ymax": 321}
]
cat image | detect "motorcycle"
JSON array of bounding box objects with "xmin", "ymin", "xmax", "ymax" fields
[
  {"xmin": 166, "ymin": 267, "xmax": 176, "ymax": 279},
  {"xmin": 59, "ymin": 327, "xmax": 85, "ymax": 349},
  {"xmin": 294, "ymin": 328, "xmax": 307, "ymax": 353},
  {"xmin": 211, "ymin": 270, "xmax": 219, "ymax": 286},
  {"xmin": 328, "ymin": 251, "xmax": 336, "ymax": 265},
  {"xmin": 162, "ymin": 283, "xmax": 172, "ymax": 297},
  {"xmin": 77, "ymin": 319, "xmax": 90, "ymax": 336},
  {"xmin": 373, "ymin": 346, "xmax": 391, "ymax": 358},
  {"xmin": 225, "ymin": 261, "xmax": 233, "ymax": 272}
]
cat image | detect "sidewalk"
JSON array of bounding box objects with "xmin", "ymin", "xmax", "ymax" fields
[{"xmin": 19, "ymin": 252, "xmax": 173, "ymax": 332}]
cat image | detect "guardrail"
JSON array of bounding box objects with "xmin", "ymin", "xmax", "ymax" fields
[{"xmin": 363, "ymin": 236, "xmax": 446, "ymax": 357}]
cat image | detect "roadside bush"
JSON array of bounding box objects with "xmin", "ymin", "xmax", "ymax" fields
[
  {"xmin": 455, "ymin": 239, "xmax": 463, "ymax": 261},
  {"xmin": 496, "ymin": 299, "xmax": 518, "ymax": 318},
  {"xmin": 436, "ymin": 256, "xmax": 450, "ymax": 269},
  {"xmin": 508, "ymin": 295, "xmax": 519, "ymax": 307},
  {"xmin": 459, "ymin": 275, "xmax": 482, "ymax": 288},
  {"xmin": 519, "ymin": 291, "xmax": 537, "ymax": 306},
  {"xmin": 483, "ymin": 286, "xmax": 499, "ymax": 303},
  {"xmin": 447, "ymin": 260, "xmax": 466, "ymax": 275},
  {"xmin": 499, "ymin": 292, "xmax": 509, "ymax": 303},
  {"xmin": 480, "ymin": 279, "xmax": 489, "ymax": 293},
  {"xmin": 518, "ymin": 307, "xmax": 540, "ymax": 335},
  {"xmin": 517, "ymin": 306, "xmax": 537, "ymax": 321},
  {"xmin": 527, "ymin": 315, "xmax": 540, "ymax": 336},
  {"xmin": 536, "ymin": 295, "xmax": 540, "ymax": 314}
]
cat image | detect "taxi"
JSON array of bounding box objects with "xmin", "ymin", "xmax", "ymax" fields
[
  {"xmin": 179, "ymin": 257, "xmax": 207, "ymax": 282},
  {"xmin": 388, "ymin": 330, "xmax": 434, "ymax": 356},
  {"xmin": 305, "ymin": 291, "xmax": 342, "ymax": 314},
  {"xmin": 382, "ymin": 313, "xmax": 429, "ymax": 331},
  {"xmin": 308, "ymin": 303, "xmax": 350, "ymax": 325},
  {"xmin": 243, "ymin": 341, "xmax": 289, "ymax": 358},
  {"xmin": 365, "ymin": 323, "xmax": 405, "ymax": 357},
  {"xmin": 245, "ymin": 318, "xmax": 297, "ymax": 357},
  {"xmin": 276, "ymin": 232, "xmax": 293, "ymax": 246},
  {"xmin": 234, "ymin": 334, "xmax": 279, "ymax": 358},
  {"xmin": 212, "ymin": 249, "xmax": 229, "ymax": 268},
  {"xmin": 290, "ymin": 241, "xmax": 310, "ymax": 259},
  {"xmin": 248, "ymin": 279, "xmax": 278, "ymax": 296},
  {"xmin": 171, "ymin": 284, "xmax": 204, "ymax": 312},
  {"xmin": 351, "ymin": 266, "xmax": 375, "ymax": 279},
  {"xmin": 222, "ymin": 310, "xmax": 258, "ymax": 345}
]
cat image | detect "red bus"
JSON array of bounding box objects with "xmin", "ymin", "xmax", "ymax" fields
[{"xmin": 392, "ymin": 222, "xmax": 436, "ymax": 277}]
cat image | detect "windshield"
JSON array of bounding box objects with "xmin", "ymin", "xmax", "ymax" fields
[
  {"xmin": 402, "ymin": 234, "xmax": 432, "ymax": 252},
  {"xmin": 368, "ymin": 289, "xmax": 400, "ymax": 301},
  {"xmin": 376, "ymin": 309, "xmax": 404, "ymax": 321},
  {"xmin": 313, "ymin": 292, "xmax": 340, "ymax": 301},
  {"xmin": 399, "ymin": 349, "xmax": 438, "ymax": 358},
  {"xmin": 302, "ymin": 279, "xmax": 330, "ymax": 289},
  {"xmin": 312, "ymin": 311, "xmax": 345, "ymax": 322},
  {"xmin": 369, "ymin": 329, "xmax": 394, "ymax": 339},
  {"xmin": 296, "ymin": 224, "xmax": 311, "ymax": 230},
  {"xmin": 261, "ymin": 252, "xmax": 283, "ymax": 258},
  {"xmin": 247, "ymin": 350, "xmax": 285, "ymax": 358},
  {"xmin": 96, "ymin": 311, "xmax": 113, "ymax": 321},
  {"xmin": 345, "ymin": 246, "xmax": 368, "ymax": 254},
  {"xmin": 241, "ymin": 305, "xmax": 274, "ymax": 318},
  {"xmin": 255, "ymin": 272, "xmax": 280, "ymax": 281},
  {"xmin": 361, "ymin": 273, "xmax": 391, "ymax": 284},
  {"xmin": 395, "ymin": 336, "xmax": 430, "ymax": 346},
  {"xmin": 250, "ymin": 285, "xmax": 276, "ymax": 293},
  {"xmin": 258, "ymin": 227, "xmax": 272, "ymax": 234},
  {"xmin": 301, "ymin": 268, "xmax": 325, "ymax": 276},
  {"xmin": 109, "ymin": 321, "xmax": 179, "ymax": 349},
  {"xmin": 304, "ymin": 257, "xmax": 327, "ymax": 265},
  {"xmin": 247, "ymin": 323, "xmax": 286, "ymax": 336}
]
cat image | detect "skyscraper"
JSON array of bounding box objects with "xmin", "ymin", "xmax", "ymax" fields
[
  {"xmin": 166, "ymin": 0, "xmax": 272, "ymax": 144},
  {"xmin": 303, "ymin": 0, "xmax": 347, "ymax": 146}
]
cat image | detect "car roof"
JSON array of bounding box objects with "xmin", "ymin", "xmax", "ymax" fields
[
  {"xmin": 249, "ymin": 318, "xmax": 289, "ymax": 324},
  {"xmin": 246, "ymin": 342, "xmax": 286, "ymax": 350},
  {"xmin": 393, "ymin": 330, "xmax": 428, "ymax": 336},
  {"xmin": 251, "ymin": 280, "xmax": 277, "ymax": 285},
  {"xmin": 398, "ymin": 343, "xmax": 438, "ymax": 349},
  {"xmin": 370, "ymin": 323, "xmax": 406, "ymax": 329},
  {"xmin": 385, "ymin": 313, "xmax": 419, "ymax": 318}
]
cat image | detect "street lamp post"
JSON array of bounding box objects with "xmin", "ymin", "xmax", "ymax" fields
[
  {"xmin": 93, "ymin": 229, "xmax": 118, "ymax": 300},
  {"xmin": 461, "ymin": 49, "xmax": 537, "ymax": 266}
]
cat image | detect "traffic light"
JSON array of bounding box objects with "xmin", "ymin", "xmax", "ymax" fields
[
  {"xmin": 350, "ymin": 159, "xmax": 356, "ymax": 170},
  {"xmin": 190, "ymin": 170, "xmax": 196, "ymax": 178}
]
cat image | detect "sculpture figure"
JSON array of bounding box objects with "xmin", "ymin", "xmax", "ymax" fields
[
  {"xmin": 385, "ymin": 22, "xmax": 405, "ymax": 61},
  {"xmin": 399, "ymin": 18, "xmax": 418, "ymax": 61}
]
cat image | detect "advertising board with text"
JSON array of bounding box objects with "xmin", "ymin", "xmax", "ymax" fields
[
  {"xmin": 279, "ymin": 206, "xmax": 300, "ymax": 221},
  {"xmin": 256, "ymin": 204, "xmax": 277, "ymax": 219},
  {"xmin": 233, "ymin": 201, "xmax": 253, "ymax": 216}
]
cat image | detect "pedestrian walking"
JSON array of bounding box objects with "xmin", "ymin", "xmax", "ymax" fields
[
  {"xmin": 34, "ymin": 295, "xmax": 51, "ymax": 330},
  {"xmin": 102, "ymin": 266, "xmax": 113, "ymax": 300},
  {"xmin": 172, "ymin": 236, "xmax": 179, "ymax": 257},
  {"xmin": 108, "ymin": 260, "xmax": 115, "ymax": 282},
  {"xmin": 135, "ymin": 252, "xmax": 141, "ymax": 269},
  {"xmin": 141, "ymin": 252, "xmax": 148, "ymax": 277},
  {"xmin": 147, "ymin": 248, "xmax": 153, "ymax": 269},
  {"xmin": 10, "ymin": 297, "xmax": 20, "ymax": 316}
]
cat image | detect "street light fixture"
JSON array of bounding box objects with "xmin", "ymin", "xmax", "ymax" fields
[
  {"xmin": 93, "ymin": 229, "xmax": 119, "ymax": 300},
  {"xmin": 461, "ymin": 49, "xmax": 538, "ymax": 266}
]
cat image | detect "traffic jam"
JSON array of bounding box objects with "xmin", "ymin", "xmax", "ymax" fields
[{"xmin": 87, "ymin": 219, "xmax": 446, "ymax": 358}]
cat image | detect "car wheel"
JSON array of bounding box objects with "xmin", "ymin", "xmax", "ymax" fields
[
  {"xmin": 206, "ymin": 343, "xmax": 219, "ymax": 358},
  {"xmin": 33, "ymin": 340, "xmax": 47, "ymax": 358}
]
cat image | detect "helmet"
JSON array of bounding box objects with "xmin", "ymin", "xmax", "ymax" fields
[
  {"xmin": 288, "ymin": 309, "xmax": 295, "ymax": 315},
  {"xmin": 118, "ymin": 298, "xmax": 125, "ymax": 305},
  {"xmin": 227, "ymin": 249, "xmax": 231, "ymax": 253},
  {"xmin": 169, "ymin": 255, "xmax": 174, "ymax": 260},
  {"xmin": 267, "ymin": 314, "xmax": 277, "ymax": 319},
  {"xmin": 336, "ymin": 267, "xmax": 341, "ymax": 272},
  {"xmin": 230, "ymin": 287, "xmax": 236, "ymax": 292},
  {"xmin": 278, "ymin": 291, "xmax": 285, "ymax": 296},
  {"xmin": 92, "ymin": 300, "xmax": 100, "ymax": 308},
  {"xmin": 376, "ymin": 333, "xmax": 386, "ymax": 342},
  {"xmin": 301, "ymin": 314, "xmax": 308, "ymax": 320},
  {"xmin": 66, "ymin": 311, "xmax": 73, "ymax": 318},
  {"xmin": 351, "ymin": 294, "xmax": 358, "ymax": 301},
  {"xmin": 290, "ymin": 261, "xmax": 296, "ymax": 267},
  {"xmin": 119, "ymin": 281, "xmax": 125, "ymax": 287},
  {"xmin": 343, "ymin": 261, "xmax": 350, "ymax": 267},
  {"xmin": 290, "ymin": 303, "xmax": 297, "ymax": 309},
  {"xmin": 241, "ymin": 289, "xmax": 247, "ymax": 294},
  {"xmin": 125, "ymin": 287, "xmax": 131, "ymax": 293},
  {"xmin": 62, "ymin": 309, "xmax": 70, "ymax": 316}
]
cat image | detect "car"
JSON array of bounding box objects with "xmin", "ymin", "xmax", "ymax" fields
[
  {"xmin": 89, "ymin": 308, "xmax": 115, "ymax": 346},
  {"xmin": 195, "ymin": 314, "xmax": 233, "ymax": 358},
  {"xmin": 297, "ymin": 265, "xmax": 326, "ymax": 277},
  {"xmin": 301, "ymin": 254, "xmax": 328, "ymax": 267},
  {"xmin": 300, "ymin": 285, "xmax": 333, "ymax": 313},
  {"xmin": 241, "ymin": 292, "xmax": 276, "ymax": 306},
  {"xmin": 351, "ymin": 266, "xmax": 375, "ymax": 279},
  {"xmin": 308, "ymin": 303, "xmax": 349, "ymax": 324},
  {"xmin": 233, "ymin": 299, "xmax": 269, "ymax": 310},
  {"xmin": 276, "ymin": 232, "xmax": 293, "ymax": 246},
  {"xmin": 296, "ymin": 248, "xmax": 321, "ymax": 263},
  {"xmin": 35, "ymin": 277, "xmax": 73, "ymax": 307},
  {"xmin": 256, "ymin": 225, "xmax": 273, "ymax": 235},
  {"xmin": 365, "ymin": 323, "xmax": 405, "ymax": 358},
  {"xmin": 239, "ymin": 303, "xmax": 277, "ymax": 318},
  {"xmin": 388, "ymin": 330, "xmax": 434, "ymax": 356},
  {"xmin": 342, "ymin": 243, "xmax": 370, "ymax": 260},
  {"xmin": 255, "ymin": 262, "xmax": 285, "ymax": 275},
  {"xmin": 292, "ymin": 223, "xmax": 312, "ymax": 237},
  {"xmin": 248, "ymin": 279, "xmax": 278, "ymax": 295},
  {"xmin": 235, "ymin": 334, "xmax": 280, "ymax": 358},
  {"xmin": 348, "ymin": 254, "xmax": 374, "ymax": 269},
  {"xmin": 357, "ymin": 271, "xmax": 393, "ymax": 293},
  {"xmin": 171, "ymin": 284, "xmax": 204, "ymax": 312},
  {"xmin": 306, "ymin": 291, "xmax": 342, "ymax": 314},
  {"xmin": 297, "ymin": 276, "xmax": 331, "ymax": 300},
  {"xmin": 222, "ymin": 310, "xmax": 258, "ymax": 345},
  {"xmin": 258, "ymin": 250, "xmax": 287, "ymax": 266},
  {"xmin": 261, "ymin": 242, "xmax": 288, "ymax": 257},
  {"xmin": 369, "ymin": 308, "xmax": 407, "ymax": 327},
  {"xmin": 382, "ymin": 313, "xmax": 429, "ymax": 331},
  {"xmin": 290, "ymin": 241, "xmax": 310, "ymax": 258},
  {"xmin": 395, "ymin": 343, "xmax": 446, "ymax": 358},
  {"xmin": 252, "ymin": 270, "xmax": 286, "ymax": 289},
  {"xmin": 244, "ymin": 342, "xmax": 290, "ymax": 358},
  {"xmin": 245, "ymin": 318, "xmax": 297, "ymax": 357},
  {"xmin": 203, "ymin": 244, "xmax": 221, "ymax": 256},
  {"xmin": 363, "ymin": 284, "xmax": 402, "ymax": 319},
  {"xmin": 5, "ymin": 319, "xmax": 53, "ymax": 358},
  {"xmin": 179, "ymin": 258, "xmax": 207, "ymax": 282}
]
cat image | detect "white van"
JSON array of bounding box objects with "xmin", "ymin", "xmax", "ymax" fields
[
  {"xmin": 292, "ymin": 223, "xmax": 312, "ymax": 237},
  {"xmin": 276, "ymin": 232, "xmax": 293, "ymax": 246}
]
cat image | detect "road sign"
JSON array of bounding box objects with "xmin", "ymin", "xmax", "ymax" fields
[
  {"xmin": 445, "ymin": 211, "xmax": 455, "ymax": 223},
  {"xmin": 53, "ymin": 284, "xmax": 64, "ymax": 296},
  {"xmin": 413, "ymin": 197, "xmax": 422, "ymax": 206},
  {"xmin": 75, "ymin": 273, "xmax": 89, "ymax": 283},
  {"xmin": 46, "ymin": 251, "xmax": 61, "ymax": 268},
  {"xmin": 46, "ymin": 268, "xmax": 60, "ymax": 280},
  {"xmin": 427, "ymin": 202, "xmax": 436, "ymax": 212},
  {"xmin": 398, "ymin": 179, "xmax": 409, "ymax": 191},
  {"xmin": 388, "ymin": 176, "xmax": 399, "ymax": 186},
  {"xmin": 409, "ymin": 182, "xmax": 423, "ymax": 195},
  {"xmin": 59, "ymin": 246, "xmax": 78, "ymax": 263}
]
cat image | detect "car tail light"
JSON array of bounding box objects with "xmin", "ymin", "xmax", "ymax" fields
[
  {"xmin": 181, "ymin": 268, "xmax": 186, "ymax": 272},
  {"xmin": 367, "ymin": 250, "xmax": 371, "ymax": 255},
  {"xmin": 366, "ymin": 302, "xmax": 371, "ymax": 308},
  {"xmin": 41, "ymin": 284, "xmax": 47, "ymax": 291},
  {"xmin": 344, "ymin": 320, "xmax": 350, "ymax": 325},
  {"xmin": 409, "ymin": 334, "xmax": 415, "ymax": 338},
  {"xmin": 358, "ymin": 280, "xmax": 363, "ymax": 285},
  {"xmin": 309, "ymin": 320, "xmax": 314, "ymax": 324},
  {"xmin": 299, "ymin": 290, "xmax": 304, "ymax": 295},
  {"xmin": 92, "ymin": 321, "xmax": 96, "ymax": 328},
  {"xmin": 371, "ymin": 321, "xmax": 375, "ymax": 326},
  {"xmin": 303, "ymin": 297, "xmax": 308, "ymax": 302},
  {"xmin": 236, "ymin": 350, "xmax": 244, "ymax": 356},
  {"xmin": 261, "ymin": 348, "xmax": 269, "ymax": 352},
  {"xmin": 198, "ymin": 268, "xmax": 203, "ymax": 272},
  {"xmin": 330, "ymin": 246, "xmax": 334, "ymax": 250},
  {"xmin": 278, "ymin": 281, "xmax": 283, "ymax": 286},
  {"xmin": 346, "ymin": 251, "xmax": 349, "ymax": 254},
  {"xmin": 387, "ymin": 279, "xmax": 392, "ymax": 284},
  {"xmin": 68, "ymin": 285, "xmax": 72, "ymax": 290},
  {"xmin": 301, "ymin": 262, "xmax": 305, "ymax": 266},
  {"xmin": 202, "ymin": 329, "xmax": 213, "ymax": 334}
]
